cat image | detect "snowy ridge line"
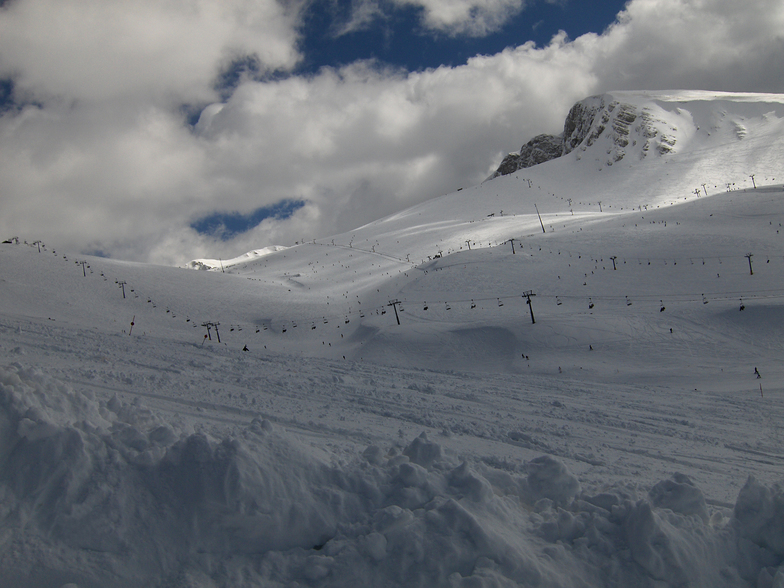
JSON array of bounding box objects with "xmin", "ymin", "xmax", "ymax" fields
[
  {"xmin": 275, "ymin": 182, "xmax": 783, "ymax": 268},
  {"xmin": 307, "ymin": 225, "xmax": 782, "ymax": 272},
  {"xmin": 309, "ymin": 241, "xmax": 415, "ymax": 266}
]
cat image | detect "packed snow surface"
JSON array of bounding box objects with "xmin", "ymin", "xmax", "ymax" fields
[{"xmin": 1, "ymin": 91, "xmax": 784, "ymax": 587}]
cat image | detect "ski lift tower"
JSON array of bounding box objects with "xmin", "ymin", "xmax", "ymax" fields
[
  {"xmin": 388, "ymin": 300, "xmax": 402, "ymax": 325},
  {"xmin": 522, "ymin": 290, "xmax": 536, "ymax": 324}
]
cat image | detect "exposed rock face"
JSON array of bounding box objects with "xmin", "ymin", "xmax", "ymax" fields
[
  {"xmin": 491, "ymin": 93, "xmax": 679, "ymax": 178},
  {"xmin": 493, "ymin": 134, "xmax": 563, "ymax": 177},
  {"xmin": 563, "ymin": 97, "xmax": 604, "ymax": 155}
]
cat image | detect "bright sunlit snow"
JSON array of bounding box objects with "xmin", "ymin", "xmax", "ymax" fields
[{"xmin": 1, "ymin": 91, "xmax": 783, "ymax": 587}]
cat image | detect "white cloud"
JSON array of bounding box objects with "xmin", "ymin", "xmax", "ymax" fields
[
  {"xmin": 0, "ymin": 0, "xmax": 302, "ymax": 103},
  {"xmin": 392, "ymin": 0, "xmax": 527, "ymax": 36},
  {"xmin": 326, "ymin": 0, "xmax": 528, "ymax": 38},
  {"xmin": 330, "ymin": 0, "xmax": 388, "ymax": 37},
  {"xmin": 593, "ymin": 0, "xmax": 784, "ymax": 92},
  {"xmin": 0, "ymin": 0, "xmax": 782, "ymax": 264}
]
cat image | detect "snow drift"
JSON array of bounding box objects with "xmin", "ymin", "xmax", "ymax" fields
[{"xmin": 2, "ymin": 363, "xmax": 784, "ymax": 587}]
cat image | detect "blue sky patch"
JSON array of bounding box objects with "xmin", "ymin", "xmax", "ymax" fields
[
  {"xmin": 295, "ymin": 0, "xmax": 628, "ymax": 74},
  {"xmin": 191, "ymin": 199, "xmax": 306, "ymax": 241},
  {"xmin": 0, "ymin": 79, "xmax": 15, "ymax": 114}
]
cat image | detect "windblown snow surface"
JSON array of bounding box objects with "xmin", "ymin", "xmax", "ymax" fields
[{"xmin": 1, "ymin": 91, "xmax": 784, "ymax": 587}]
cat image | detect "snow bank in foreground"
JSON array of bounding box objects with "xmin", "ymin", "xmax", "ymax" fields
[{"xmin": 1, "ymin": 363, "xmax": 783, "ymax": 588}]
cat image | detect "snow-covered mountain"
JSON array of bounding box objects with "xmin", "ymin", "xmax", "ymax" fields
[
  {"xmin": 1, "ymin": 90, "xmax": 784, "ymax": 587},
  {"xmin": 185, "ymin": 245, "xmax": 289, "ymax": 271},
  {"xmin": 491, "ymin": 90, "xmax": 784, "ymax": 177}
]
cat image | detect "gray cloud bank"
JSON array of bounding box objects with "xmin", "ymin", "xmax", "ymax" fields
[{"xmin": 1, "ymin": 0, "xmax": 782, "ymax": 264}]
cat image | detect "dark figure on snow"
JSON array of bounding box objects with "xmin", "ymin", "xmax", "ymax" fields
[{"xmin": 755, "ymin": 367, "xmax": 761, "ymax": 379}]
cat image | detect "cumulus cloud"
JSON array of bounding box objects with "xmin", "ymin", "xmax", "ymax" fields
[
  {"xmin": 0, "ymin": 0, "xmax": 782, "ymax": 264},
  {"xmin": 391, "ymin": 0, "xmax": 527, "ymax": 36},
  {"xmin": 328, "ymin": 0, "xmax": 389, "ymax": 37},
  {"xmin": 322, "ymin": 0, "xmax": 528, "ymax": 38},
  {"xmin": 594, "ymin": 0, "xmax": 784, "ymax": 92},
  {"xmin": 0, "ymin": 0, "xmax": 302, "ymax": 103}
]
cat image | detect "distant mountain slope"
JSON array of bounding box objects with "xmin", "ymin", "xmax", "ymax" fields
[
  {"xmin": 4, "ymin": 91, "xmax": 781, "ymax": 373},
  {"xmin": 186, "ymin": 245, "xmax": 289, "ymax": 271}
]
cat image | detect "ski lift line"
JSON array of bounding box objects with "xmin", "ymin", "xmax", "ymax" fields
[
  {"xmin": 552, "ymin": 290, "xmax": 784, "ymax": 305},
  {"xmin": 127, "ymin": 284, "xmax": 784, "ymax": 341},
  {"xmin": 509, "ymin": 246, "xmax": 782, "ymax": 266},
  {"xmin": 270, "ymin": 291, "xmax": 544, "ymax": 326},
  {"xmin": 63, "ymin": 242, "xmax": 784, "ymax": 338},
  {"xmin": 497, "ymin": 236, "xmax": 783, "ymax": 264},
  {"xmin": 193, "ymin": 291, "xmax": 539, "ymax": 334},
  {"xmin": 203, "ymin": 290, "xmax": 784, "ymax": 339},
  {"xmin": 117, "ymin": 282, "xmax": 784, "ymax": 339},
  {"xmin": 555, "ymin": 288, "xmax": 784, "ymax": 300},
  {"xmin": 222, "ymin": 277, "xmax": 784, "ymax": 336}
]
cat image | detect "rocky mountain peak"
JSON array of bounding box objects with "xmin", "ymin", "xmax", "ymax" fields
[{"xmin": 491, "ymin": 93, "xmax": 679, "ymax": 178}]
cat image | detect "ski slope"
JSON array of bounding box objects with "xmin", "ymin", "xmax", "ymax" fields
[{"xmin": 1, "ymin": 91, "xmax": 784, "ymax": 587}]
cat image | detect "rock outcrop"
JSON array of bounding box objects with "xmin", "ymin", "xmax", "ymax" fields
[
  {"xmin": 493, "ymin": 134, "xmax": 563, "ymax": 177},
  {"xmin": 491, "ymin": 93, "xmax": 679, "ymax": 178}
]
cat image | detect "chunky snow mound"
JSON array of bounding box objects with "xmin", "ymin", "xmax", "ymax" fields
[{"xmin": 2, "ymin": 363, "xmax": 784, "ymax": 587}]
